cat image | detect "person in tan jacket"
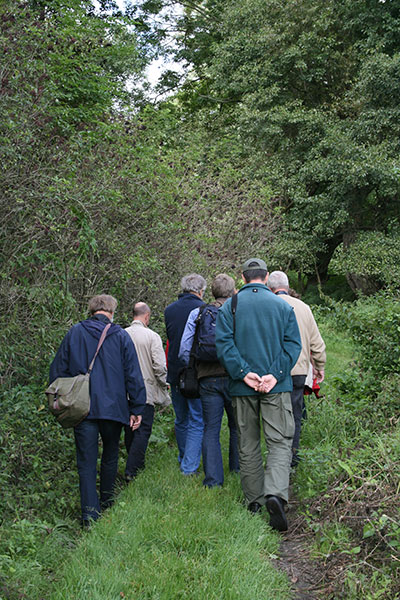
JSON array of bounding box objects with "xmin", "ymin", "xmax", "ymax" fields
[
  {"xmin": 268, "ymin": 271, "xmax": 326, "ymax": 467},
  {"xmin": 124, "ymin": 302, "xmax": 170, "ymax": 481}
]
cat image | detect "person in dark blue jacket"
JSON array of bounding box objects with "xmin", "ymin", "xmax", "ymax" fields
[
  {"xmin": 164, "ymin": 274, "xmax": 206, "ymax": 475},
  {"xmin": 49, "ymin": 294, "xmax": 146, "ymax": 526}
]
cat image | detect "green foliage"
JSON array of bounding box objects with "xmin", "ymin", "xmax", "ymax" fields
[
  {"xmin": 301, "ymin": 275, "xmax": 356, "ymax": 305},
  {"xmin": 1, "ymin": 85, "xmax": 283, "ymax": 388},
  {"xmin": 0, "ymin": 385, "xmax": 78, "ymax": 522},
  {"xmin": 1, "ymin": 0, "xmax": 141, "ymax": 133},
  {"xmin": 0, "ymin": 384, "xmax": 80, "ymax": 599},
  {"xmin": 144, "ymin": 0, "xmax": 400, "ymax": 290},
  {"xmin": 292, "ymin": 316, "xmax": 400, "ymax": 598},
  {"xmin": 330, "ymin": 292, "xmax": 400, "ymax": 377},
  {"xmin": 331, "ymin": 227, "xmax": 400, "ymax": 289}
]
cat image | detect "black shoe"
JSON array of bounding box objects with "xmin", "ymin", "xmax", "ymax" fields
[
  {"xmin": 266, "ymin": 495, "xmax": 288, "ymax": 531},
  {"xmin": 247, "ymin": 501, "xmax": 262, "ymax": 514}
]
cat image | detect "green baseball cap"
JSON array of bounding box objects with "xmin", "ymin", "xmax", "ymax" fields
[{"xmin": 241, "ymin": 258, "xmax": 268, "ymax": 273}]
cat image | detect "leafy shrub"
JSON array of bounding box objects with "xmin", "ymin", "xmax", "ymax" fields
[
  {"xmin": 336, "ymin": 292, "xmax": 400, "ymax": 377},
  {"xmin": 313, "ymin": 292, "xmax": 400, "ymax": 383},
  {"xmin": 0, "ymin": 384, "xmax": 79, "ymax": 523}
]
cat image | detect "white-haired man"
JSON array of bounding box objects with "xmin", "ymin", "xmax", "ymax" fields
[
  {"xmin": 164, "ymin": 274, "xmax": 206, "ymax": 475},
  {"xmin": 268, "ymin": 271, "xmax": 326, "ymax": 467}
]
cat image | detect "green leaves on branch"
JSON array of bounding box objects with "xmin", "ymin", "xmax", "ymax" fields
[{"xmin": 146, "ymin": 0, "xmax": 400, "ymax": 289}]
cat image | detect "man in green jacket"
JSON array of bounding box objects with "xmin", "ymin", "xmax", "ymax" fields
[{"xmin": 215, "ymin": 258, "xmax": 301, "ymax": 531}]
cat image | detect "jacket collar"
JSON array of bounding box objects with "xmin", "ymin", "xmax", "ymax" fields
[
  {"xmin": 130, "ymin": 320, "xmax": 145, "ymax": 327},
  {"xmin": 91, "ymin": 313, "xmax": 112, "ymax": 323},
  {"xmin": 178, "ymin": 292, "xmax": 202, "ymax": 301},
  {"xmin": 239, "ymin": 282, "xmax": 269, "ymax": 292}
]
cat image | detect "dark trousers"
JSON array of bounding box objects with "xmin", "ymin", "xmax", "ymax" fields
[
  {"xmin": 291, "ymin": 374, "xmax": 307, "ymax": 464},
  {"xmin": 74, "ymin": 418, "xmax": 122, "ymax": 522},
  {"xmin": 124, "ymin": 403, "xmax": 155, "ymax": 478}
]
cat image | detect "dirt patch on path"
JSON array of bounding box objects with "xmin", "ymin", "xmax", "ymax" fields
[
  {"xmin": 270, "ymin": 498, "xmax": 338, "ymax": 599},
  {"xmin": 272, "ymin": 523, "xmax": 326, "ymax": 598},
  {"xmin": 274, "ymin": 538, "xmax": 322, "ymax": 599}
]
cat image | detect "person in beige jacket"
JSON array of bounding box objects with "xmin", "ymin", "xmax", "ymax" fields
[
  {"xmin": 268, "ymin": 271, "xmax": 326, "ymax": 467},
  {"xmin": 124, "ymin": 302, "xmax": 170, "ymax": 481}
]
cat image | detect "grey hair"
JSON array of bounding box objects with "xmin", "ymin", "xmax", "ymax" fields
[
  {"xmin": 268, "ymin": 271, "xmax": 289, "ymax": 291},
  {"xmin": 88, "ymin": 294, "xmax": 118, "ymax": 315},
  {"xmin": 180, "ymin": 273, "xmax": 207, "ymax": 294}
]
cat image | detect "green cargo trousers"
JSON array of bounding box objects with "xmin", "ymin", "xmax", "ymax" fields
[{"xmin": 232, "ymin": 392, "xmax": 295, "ymax": 505}]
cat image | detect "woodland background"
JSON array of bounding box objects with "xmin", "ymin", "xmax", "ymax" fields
[{"xmin": 0, "ymin": 1, "xmax": 399, "ymax": 598}]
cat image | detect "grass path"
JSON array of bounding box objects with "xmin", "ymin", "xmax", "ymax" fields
[
  {"xmin": 45, "ymin": 444, "xmax": 292, "ymax": 600},
  {"xmin": 39, "ymin": 320, "xmax": 356, "ymax": 600}
]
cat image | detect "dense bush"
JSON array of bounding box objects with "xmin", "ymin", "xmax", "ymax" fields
[
  {"xmin": 327, "ymin": 291, "xmax": 400, "ymax": 379},
  {"xmin": 0, "ymin": 384, "xmax": 78, "ymax": 524}
]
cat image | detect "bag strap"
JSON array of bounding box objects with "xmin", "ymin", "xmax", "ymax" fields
[
  {"xmin": 87, "ymin": 323, "xmax": 111, "ymax": 375},
  {"xmin": 188, "ymin": 305, "xmax": 206, "ymax": 366},
  {"xmin": 231, "ymin": 293, "xmax": 238, "ymax": 337},
  {"xmin": 194, "ymin": 303, "xmax": 207, "ymax": 325}
]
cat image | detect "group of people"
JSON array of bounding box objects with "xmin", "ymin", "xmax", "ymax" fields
[{"xmin": 50, "ymin": 257, "xmax": 325, "ymax": 532}]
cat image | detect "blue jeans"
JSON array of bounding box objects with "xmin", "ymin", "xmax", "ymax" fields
[
  {"xmin": 74, "ymin": 419, "xmax": 122, "ymax": 522},
  {"xmin": 199, "ymin": 376, "xmax": 239, "ymax": 487},
  {"xmin": 170, "ymin": 385, "xmax": 203, "ymax": 474},
  {"xmin": 124, "ymin": 404, "xmax": 155, "ymax": 478}
]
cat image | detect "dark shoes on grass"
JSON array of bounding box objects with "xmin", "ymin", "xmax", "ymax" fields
[
  {"xmin": 247, "ymin": 496, "xmax": 289, "ymax": 531},
  {"xmin": 247, "ymin": 501, "xmax": 262, "ymax": 514},
  {"xmin": 266, "ymin": 495, "xmax": 288, "ymax": 531}
]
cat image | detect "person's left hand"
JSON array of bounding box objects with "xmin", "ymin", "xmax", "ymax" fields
[
  {"xmin": 130, "ymin": 414, "xmax": 142, "ymax": 431},
  {"xmin": 257, "ymin": 374, "xmax": 277, "ymax": 393},
  {"xmin": 314, "ymin": 369, "xmax": 325, "ymax": 384},
  {"xmin": 243, "ymin": 372, "xmax": 262, "ymax": 390}
]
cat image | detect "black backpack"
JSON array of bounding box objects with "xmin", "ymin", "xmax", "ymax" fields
[{"xmin": 194, "ymin": 304, "xmax": 220, "ymax": 362}]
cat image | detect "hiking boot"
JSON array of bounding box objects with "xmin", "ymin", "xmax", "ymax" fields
[
  {"xmin": 265, "ymin": 495, "xmax": 288, "ymax": 531},
  {"xmin": 247, "ymin": 501, "xmax": 262, "ymax": 514}
]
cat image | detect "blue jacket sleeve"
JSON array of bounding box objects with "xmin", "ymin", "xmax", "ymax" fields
[
  {"xmin": 215, "ymin": 302, "xmax": 252, "ymax": 381},
  {"xmin": 122, "ymin": 331, "xmax": 147, "ymax": 415},
  {"xmin": 178, "ymin": 308, "xmax": 200, "ymax": 366},
  {"xmin": 268, "ymin": 309, "xmax": 302, "ymax": 381}
]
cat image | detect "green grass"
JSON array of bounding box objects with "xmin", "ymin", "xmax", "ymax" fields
[
  {"xmin": 3, "ymin": 316, "xmax": 398, "ymax": 599},
  {"xmin": 39, "ymin": 444, "xmax": 291, "ymax": 600},
  {"xmin": 317, "ymin": 319, "xmax": 355, "ymax": 378}
]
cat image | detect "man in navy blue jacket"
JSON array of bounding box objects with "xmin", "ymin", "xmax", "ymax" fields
[
  {"xmin": 50, "ymin": 294, "xmax": 146, "ymax": 526},
  {"xmin": 164, "ymin": 274, "xmax": 206, "ymax": 475}
]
